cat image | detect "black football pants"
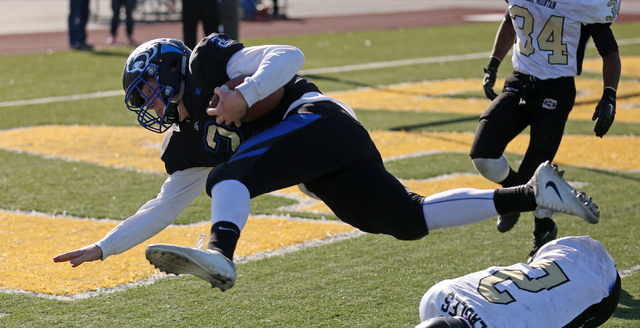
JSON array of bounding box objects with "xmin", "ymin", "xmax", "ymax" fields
[
  {"xmin": 206, "ymin": 101, "xmax": 428, "ymax": 240},
  {"xmin": 470, "ymin": 72, "xmax": 576, "ymax": 186}
]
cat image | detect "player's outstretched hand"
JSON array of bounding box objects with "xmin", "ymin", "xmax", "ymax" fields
[
  {"xmin": 53, "ymin": 244, "xmax": 103, "ymax": 267},
  {"xmin": 592, "ymin": 87, "xmax": 616, "ymax": 138},
  {"xmin": 207, "ymin": 85, "xmax": 248, "ymax": 127}
]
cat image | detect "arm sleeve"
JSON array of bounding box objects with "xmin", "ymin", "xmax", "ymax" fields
[
  {"xmin": 95, "ymin": 167, "xmax": 211, "ymax": 259},
  {"xmin": 585, "ymin": 23, "xmax": 619, "ymax": 57},
  {"xmin": 225, "ymin": 45, "xmax": 305, "ymax": 107}
]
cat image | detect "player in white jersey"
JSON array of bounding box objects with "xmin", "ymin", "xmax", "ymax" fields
[
  {"xmin": 417, "ymin": 236, "xmax": 621, "ymax": 328},
  {"xmin": 469, "ymin": 0, "xmax": 621, "ymax": 262}
]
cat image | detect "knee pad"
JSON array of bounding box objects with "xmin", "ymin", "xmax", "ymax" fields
[{"xmin": 472, "ymin": 156, "xmax": 510, "ymax": 183}]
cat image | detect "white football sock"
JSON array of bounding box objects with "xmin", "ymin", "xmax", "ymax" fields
[
  {"xmin": 423, "ymin": 188, "xmax": 498, "ymax": 231},
  {"xmin": 211, "ymin": 179, "xmax": 250, "ymax": 230}
]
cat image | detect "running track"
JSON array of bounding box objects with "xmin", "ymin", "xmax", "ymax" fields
[{"xmin": 2, "ymin": 8, "xmax": 639, "ymax": 56}]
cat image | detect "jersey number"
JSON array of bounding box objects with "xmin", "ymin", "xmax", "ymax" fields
[
  {"xmin": 510, "ymin": 6, "xmax": 568, "ymax": 65},
  {"xmin": 204, "ymin": 124, "xmax": 242, "ymax": 154},
  {"xmin": 477, "ymin": 260, "xmax": 569, "ymax": 304},
  {"xmin": 606, "ymin": 0, "xmax": 620, "ymax": 22}
]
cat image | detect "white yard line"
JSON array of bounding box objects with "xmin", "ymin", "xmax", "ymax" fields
[
  {"xmin": 3, "ymin": 36, "xmax": 639, "ymax": 108},
  {"xmin": 620, "ymin": 264, "xmax": 640, "ymax": 278},
  {"xmin": 0, "ymin": 90, "xmax": 123, "ymax": 107}
]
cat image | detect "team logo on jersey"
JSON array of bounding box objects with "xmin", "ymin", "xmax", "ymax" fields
[
  {"xmin": 209, "ymin": 35, "xmax": 234, "ymax": 48},
  {"xmin": 542, "ymin": 98, "xmax": 558, "ymax": 110}
]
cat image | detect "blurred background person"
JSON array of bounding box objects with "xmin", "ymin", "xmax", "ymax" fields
[
  {"xmin": 107, "ymin": 0, "xmax": 138, "ymax": 45},
  {"xmin": 68, "ymin": 0, "xmax": 93, "ymax": 50},
  {"xmin": 220, "ymin": 0, "xmax": 239, "ymax": 40},
  {"xmin": 182, "ymin": 0, "xmax": 220, "ymax": 49}
]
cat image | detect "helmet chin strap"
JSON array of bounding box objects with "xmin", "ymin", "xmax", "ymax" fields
[{"xmin": 163, "ymin": 51, "xmax": 189, "ymax": 124}]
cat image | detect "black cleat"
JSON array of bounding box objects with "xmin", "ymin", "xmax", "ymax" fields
[
  {"xmin": 497, "ymin": 212, "xmax": 520, "ymax": 232},
  {"xmin": 527, "ymin": 221, "xmax": 558, "ymax": 263}
]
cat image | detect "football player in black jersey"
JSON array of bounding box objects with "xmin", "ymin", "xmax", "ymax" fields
[
  {"xmin": 55, "ymin": 35, "xmax": 600, "ymax": 292},
  {"xmin": 471, "ymin": 0, "xmax": 621, "ymax": 262}
]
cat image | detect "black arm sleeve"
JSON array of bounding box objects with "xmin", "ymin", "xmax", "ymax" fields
[{"xmin": 585, "ymin": 23, "xmax": 619, "ymax": 57}]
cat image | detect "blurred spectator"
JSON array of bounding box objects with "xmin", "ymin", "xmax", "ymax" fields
[
  {"xmin": 182, "ymin": 0, "xmax": 220, "ymax": 49},
  {"xmin": 220, "ymin": 0, "xmax": 239, "ymax": 40},
  {"xmin": 272, "ymin": 0, "xmax": 286, "ymax": 19},
  {"xmin": 240, "ymin": 0, "xmax": 268, "ymax": 21},
  {"xmin": 107, "ymin": 0, "xmax": 138, "ymax": 46},
  {"xmin": 68, "ymin": 0, "xmax": 93, "ymax": 50}
]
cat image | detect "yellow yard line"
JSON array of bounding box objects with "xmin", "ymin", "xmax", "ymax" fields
[
  {"xmin": 0, "ymin": 211, "xmax": 355, "ymax": 295},
  {"xmin": 369, "ymin": 131, "xmax": 640, "ymax": 172},
  {"xmin": 2, "ymin": 127, "xmax": 639, "ymax": 173},
  {"xmin": 325, "ymin": 58, "xmax": 640, "ymax": 124},
  {"xmin": 0, "ymin": 125, "xmax": 166, "ymax": 173},
  {"xmin": 583, "ymin": 56, "xmax": 640, "ymax": 78},
  {"xmin": 3, "ymin": 68, "xmax": 640, "ymax": 296}
]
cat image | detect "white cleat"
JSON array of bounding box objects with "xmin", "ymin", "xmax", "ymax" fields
[
  {"xmin": 528, "ymin": 161, "xmax": 599, "ymax": 224},
  {"xmin": 532, "ymin": 206, "xmax": 555, "ymax": 219},
  {"xmin": 146, "ymin": 244, "xmax": 236, "ymax": 291}
]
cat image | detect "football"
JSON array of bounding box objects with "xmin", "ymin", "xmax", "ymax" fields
[{"xmin": 210, "ymin": 75, "xmax": 285, "ymax": 122}]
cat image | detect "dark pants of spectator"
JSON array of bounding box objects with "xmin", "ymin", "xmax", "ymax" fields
[
  {"xmin": 182, "ymin": 0, "xmax": 220, "ymax": 49},
  {"xmin": 220, "ymin": 0, "xmax": 239, "ymax": 40},
  {"xmin": 69, "ymin": 0, "xmax": 90, "ymax": 45},
  {"xmin": 110, "ymin": 0, "xmax": 137, "ymax": 37}
]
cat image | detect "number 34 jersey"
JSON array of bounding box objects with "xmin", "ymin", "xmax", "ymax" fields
[
  {"xmin": 508, "ymin": 0, "xmax": 620, "ymax": 80},
  {"xmin": 419, "ymin": 236, "xmax": 618, "ymax": 328}
]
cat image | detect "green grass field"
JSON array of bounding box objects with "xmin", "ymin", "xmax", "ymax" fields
[{"xmin": 1, "ymin": 21, "xmax": 640, "ymax": 327}]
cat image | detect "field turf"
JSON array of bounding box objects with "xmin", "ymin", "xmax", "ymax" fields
[{"xmin": 1, "ymin": 21, "xmax": 639, "ymax": 327}]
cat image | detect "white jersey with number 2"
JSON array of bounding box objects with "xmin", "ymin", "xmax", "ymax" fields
[
  {"xmin": 509, "ymin": 0, "xmax": 620, "ymax": 80},
  {"xmin": 419, "ymin": 236, "xmax": 618, "ymax": 328}
]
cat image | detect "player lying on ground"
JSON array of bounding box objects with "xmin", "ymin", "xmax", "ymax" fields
[
  {"xmin": 416, "ymin": 236, "xmax": 620, "ymax": 328},
  {"xmin": 54, "ymin": 35, "xmax": 600, "ymax": 292}
]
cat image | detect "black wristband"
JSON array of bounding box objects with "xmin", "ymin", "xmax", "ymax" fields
[
  {"xmin": 603, "ymin": 87, "xmax": 616, "ymax": 99},
  {"xmin": 487, "ymin": 57, "xmax": 501, "ymax": 70}
]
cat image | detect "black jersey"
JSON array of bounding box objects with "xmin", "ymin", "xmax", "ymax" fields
[{"xmin": 161, "ymin": 34, "xmax": 320, "ymax": 175}]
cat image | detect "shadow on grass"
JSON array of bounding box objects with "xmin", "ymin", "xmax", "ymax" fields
[
  {"xmin": 93, "ymin": 50, "xmax": 133, "ymax": 58},
  {"xmin": 302, "ymin": 74, "xmax": 375, "ymax": 89},
  {"xmin": 389, "ymin": 115, "xmax": 479, "ymax": 132},
  {"xmin": 582, "ymin": 167, "xmax": 640, "ymax": 183},
  {"xmin": 614, "ymin": 289, "xmax": 640, "ymax": 321}
]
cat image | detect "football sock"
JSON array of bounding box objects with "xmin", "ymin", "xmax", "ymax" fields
[
  {"xmin": 208, "ymin": 179, "xmax": 250, "ymax": 260},
  {"xmin": 210, "ymin": 179, "xmax": 250, "ymax": 230},
  {"xmin": 498, "ymin": 168, "xmax": 520, "ymax": 188},
  {"xmin": 422, "ymin": 188, "xmax": 498, "ymax": 231},
  {"xmin": 493, "ymin": 185, "xmax": 537, "ymax": 215},
  {"xmin": 208, "ymin": 221, "xmax": 240, "ymax": 260}
]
